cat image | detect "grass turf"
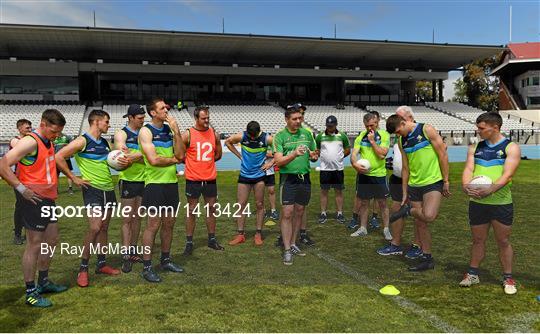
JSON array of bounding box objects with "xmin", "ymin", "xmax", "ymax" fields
[{"xmin": 0, "ymin": 161, "xmax": 539, "ymax": 332}]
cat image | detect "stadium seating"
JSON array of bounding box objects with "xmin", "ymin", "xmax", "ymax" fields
[
  {"xmin": 0, "ymin": 104, "xmax": 85, "ymax": 141},
  {"xmin": 169, "ymin": 108, "xmax": 195, "ymax": 130},
  {"xmin": 425, "ymin": 102, "xmax": 539, "ymax": 132},
  {"xmin": 99, "ymin": 105, "xmax": 194, "ymax": 136},
  {"xmin": 367, "ymin": 105, "xmax": 477, "ymax": 132},
  {"xmin": 206, "ymin": 104, "xmax": 286, "ymax": 135},
  {"xmin": 302, "ymin": 105, "xmax": 371, "ymax": 135},
  {"xmin": 99, "ymin": 105, "xmax": 132, "ymax": 135}
]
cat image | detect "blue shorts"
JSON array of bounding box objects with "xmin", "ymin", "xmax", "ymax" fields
[{"xmin": 356, "ymin": 174, "xmax": 389, "ymax": 199}]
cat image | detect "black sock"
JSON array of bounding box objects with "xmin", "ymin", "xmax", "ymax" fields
[
  {"xmin": 237, "ymin": 230, "xmax": 245, "ymax": 235},
  {"xmin": 352, "ymin": 213, "xmax": 359, "ymax": 221},
  {"xmin": 97, "ymin": 254, "xmax": 106, "ymax": 268},
  {"xmin": 208, "ymin": 233, "xmax": 216, "ymax": 242},
  {"xmin": 256, "ymin": 229, "xmax": 262, "ymax": 235},
  {"xmin": 37, "ymin": 270, "xmax": 49, "ymax": 286},
  {"xmin": 26, "ymin": 281, "xmax": 36, "ymax": 295},
  {"xmin": 300, "ymin": 229, "xmax": 307, "ymax": 237},
  {"xmin": 186, "ymin": 236, "xmax": 193, "ymax": 243},
  {"xmin": 422, "ymin": 253, "xmax": 432, "ymax": 260},
  {"xmin": 80, "ymin": 258, "xmax": 89, "ymax": 272},
  {"xmin": 160, "ymin": 252, "xmax": 170, "ymax": 264},
  {"xmin": 503, "ymin": 272, "xmax": 513, "ymax": 280},
  {"xmin": 143, "ymin": 260, "xmax": 152, "ymax": 271},
  {"xmin": 372, "ymin": 213, "xmax": 378, "ymax": 218},
  {"xmin": 468, "ymin": 267, "xmax": 480, "ymax": 276}
]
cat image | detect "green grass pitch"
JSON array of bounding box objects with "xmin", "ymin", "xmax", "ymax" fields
[{"xmin": 0, "ymin": 161, "xmax": 539, "ymax": 332}]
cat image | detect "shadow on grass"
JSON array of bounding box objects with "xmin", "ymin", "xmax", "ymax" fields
[
  {"xmin": 442, "ymin": 260, "xmax": 500, "ymax": 283},
  {"xmin": 0, "ymin": 286, "xmax": 44, "ymax": 332}
]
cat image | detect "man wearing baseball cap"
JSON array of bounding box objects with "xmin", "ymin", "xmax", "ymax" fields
[
  {"xmin": 315, "ymin": 115, "xmax": 350, "ymax": 224},
  {"xmin": 115, "ymin": 104, "xmax": 147, "ymax": 273}
]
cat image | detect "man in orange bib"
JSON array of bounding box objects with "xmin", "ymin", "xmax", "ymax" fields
[
  {"xmin": 0, "ymin": 109, "xmax": 68, "ymax": 308},
  {"xmin": 181, "ymin": 106, "xmax": 223, "ymax": 255}
]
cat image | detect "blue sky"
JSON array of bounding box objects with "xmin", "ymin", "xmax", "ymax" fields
[{"xmin": 1, "ymin": 0, "xmax": 538, "ymax": 98}]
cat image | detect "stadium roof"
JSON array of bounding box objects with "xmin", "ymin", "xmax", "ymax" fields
[
  {"xmin": 0, "ymin": 24, "xmax": 505, "ymax": 72},
  {"xmin": 507, "ymin": 42, "xmax": 540, "ymax": 59},
  {"xmin": 490, "ymin": 42, "xmax": 540, "ymax": 76}
]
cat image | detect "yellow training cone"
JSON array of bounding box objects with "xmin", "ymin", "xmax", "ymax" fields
[
  {"xmin": 379, "ymin": 285, "xmax": 400, "ymax": 296},
  {"xmin": 265, "ymin": 220, "xmax": 276, "ymax": 226}
]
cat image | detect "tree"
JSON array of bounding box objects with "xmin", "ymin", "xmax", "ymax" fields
[
  {"xmin": 416, "ymin": 81, "xmax": 433, "ymax": 102},
  {"xmin": 452, "ymin": 53, "xmax": 503, "ymax": 111}
]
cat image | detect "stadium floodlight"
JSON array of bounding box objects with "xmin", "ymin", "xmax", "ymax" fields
[
  {"xmin": 97, "ymin": 59, "xmax": 104, "ymax": 64},
  {"xmin": 142, "ymin": 60, "xmax": 148, "ymax": 65},
  {"xmin": 274, "ymin": 65, "xmax": 280, "ymax": 69},
  {"xmin": 314, "ymin": 66, "xmax": 320, "ymax": 70},
  {"xmin": 49, "ymin": 58, "xmax": 56, "ymax": 63},
  {"xmin": 184, "ymin": 61, "xmax": 190, "ymax": 66},
  {"xmin": 355, "ymin": 67, "xmax": 360, "ymax": 71},
  {"xmin": 232, "ymin": 63, "xmax": 238, "ymax": 68},
  {"xmin": 9, "ymin": 57, "xmax": 17, "ymax": 62}
]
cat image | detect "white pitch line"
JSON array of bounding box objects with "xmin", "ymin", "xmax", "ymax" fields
[
  {"xmin": 313, "ymin": 249, "xmax": 462, "ymax": 333},
  {"xmin": 505, "ymin": 312, "xmax": 540, "ymax": 333}
]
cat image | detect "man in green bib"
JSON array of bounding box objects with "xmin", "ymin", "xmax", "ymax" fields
[
  {"xmin": 386, "ymin": 114, "xmax": 450, "ymax": 271},
  {"xmin": 273, "ymin": 104, "xmax": 318, "ymax": 265},
  {"xmin": 350, "ymin": 112, "xmax": 392, "ymax": 241},
  {"xmin": 139, "ymin": 98, "xmax": 185, "ymax": 283},
  {"xmin": 460, "ymin": 112, "xmax": 520, "ymax": 295},
  {"xmin": 114, "ymin": 104, "xmax": 147, "ymax": 273},
  {"xmin": 57, "ymin": 110, "xmax": 128, "ymax": 287}
]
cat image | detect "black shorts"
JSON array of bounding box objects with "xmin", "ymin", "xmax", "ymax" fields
[
  {"xmin": 185, "ymin": 179, "xmax": 217, "ymax": 199},
  {"xmin": 57, "ymin": 158, "xmax": 73, "ymax": 175},
  {"xmin": 356, "ymin": 174, "xmax": 388, "ymax": 199},
  {"xmin": 280, "ymin": 173, "xmax": 311, "ymax": 206},
  {"xmin": 238, "ymin": 175, "xmax": 265, "ymax": 185},
  {"xmin": 469, "ymin": 201, "xmax": 513, "ymax": 226},
  {"xmin": 389, "ymin": 174, "xmax": 403, "ymax": 202},
  {"xmin": 408, "ymin": 180, "xmax": 443, "ymax": 202},
  {"xmin": 15, "ymin": 191, "xmax": 57, "ymax": 232},
  {"xmin": 82, "ymin": 185, "xmax": 117, "ymax": 208},
  {"xmin": 320, "ymin": 170, "xmax": 345, "ymax": 190},
  {"xmin": 119, "ymin": 180, "xmax": 145, "ymax": 199},
  {"xmin": 264, "ymin": 174, "xmax": 275, "ymax": 186},
  {"xmin": 142, "ymin": 183, "xmax": 180, "ymax": 213}
]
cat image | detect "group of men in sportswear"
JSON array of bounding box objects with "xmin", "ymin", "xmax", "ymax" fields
[
  {"xmin": 0, "ymin": 101, "xmax": 521, "ymax": 308},
  {"xmin": 224, "ymin": 103, "xmax": 520, "ymax": 296}
]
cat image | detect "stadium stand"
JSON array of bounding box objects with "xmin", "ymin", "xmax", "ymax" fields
[
  {"xmin": 91, "ymin": 105, "xmax": 195, "ymax": 137},
  {"xmin": 169, "ymin": 107, "xmax": 195, "ymax": 130},
  {"xmin": 425, "ymin": 102, "xmax": 539, "ymax": 132},
  {"xmin": 0, "ymin": 103, "xmax": 85, "ymax": 141},
  {"xmin": 366, "ymin": 105, "xmax": 477, "ymax": 132},
  {"xmin": 302, "ymin": 105, "xmax": 371, "ymax": 135},
  {"xmin": 206, "ymin": 104, "xmax": 285, "ymax": 135}
]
